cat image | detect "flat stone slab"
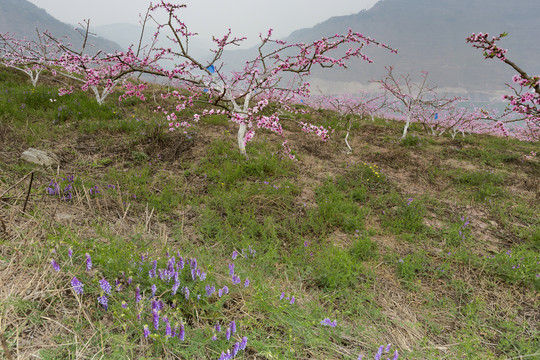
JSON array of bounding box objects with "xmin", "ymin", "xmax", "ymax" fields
[{"xmin": 21, "ymin": 148, "xmax": 59, "ymax": 167}]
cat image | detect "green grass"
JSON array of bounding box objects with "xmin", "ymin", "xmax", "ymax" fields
[{"xmin": 1, "ymin": 69, "xmax": 539, "ymax": 360}]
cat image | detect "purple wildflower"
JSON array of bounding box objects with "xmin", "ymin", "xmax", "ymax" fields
[
  {"xmin": 239, "ymin": 336, "xmax": 248, "ymax": 350},
  {"xmin": 232, "ymin": 250, "xmax": 238, "ymax": 260},
  {"xmin": 71, "ymin": 277, "xmax": 84, "ymax": 294},
  {"xmin": 280, "ymin": 292, "xmax": 285, "ymax": 300},
  {"xmin": 230, "ymin": 320, "xmax": 236, "ymax": 334},
  {"xmin": 121, "ymin": 301, "xmax": 128, "ymax": 309},
  {"xmin": 99, "ymin": 278, "xmax": 112, "ymax": 295},
  {"xmin": 374, "ymin": 345, "xmax": 384, "ymax": 360},
  {"xmin": 135, "ymin": 285, "xmax": 141, "ymax": 303},
  {"xmin": 165, "ymin": 319, "xmax": 172, "ymax": 337},
  {"xmin": 184, "ymin": 287, "xmax": 189, "ymax": 299},
  {"xmin": 68, "ymin": 248, "xmax": 73, "ymax": 258},
  {"xmin": 149, "ymin": 260, "xmax": 157, "ymax": 278},
  {"xmin": 50, "ymin": 259, "xmax": 60, "ymax": 272},
  {"xmin": 215, "ymin": 322, "xmax": 221, "ymax": 332},
  {"xmin": 232, "ymin": 342, "xmax": 240, "ymax": 357},
  {"xmin": 320, "ymin": 318, "xmax": 337, "ymax": 327},
  {"xmin": 229, "ymin": 263, "xmax": 235, "ymax": 276},
  {"xmin": 178, "ymin": 323, "xmax": 185, "ymax": 341},
  {"xmin": 97, "ymin": 295, "xmax": 108, "ymax": 310},
  {"xmin": 223, "ymin": 286, "xmax": 229, "ymax": 295},
  {"xmin": 244, "ymin": 278, "xmax": 250, "ymax": 287},
  {"xmin": 152, "ymin": 309, "xmax": 159, "ymax": 330},
  {"xmin": 85, "ymin": 253, "xmax": 92, "ymax": 271},
  {"xmin": 290, "ymin": 295, "xmax": 295, "ymax": 304},
  {"xmin": 143, "ymin": 324, "xmax": 150, "ymax": 338},
  {"xmin": 226, "ymin": 327, "xmax": 231, "ymax": 341},
  {"xmin": 151, "ymin": 284, "xmax": 157, "ymax": 297},
  {"xmin": 168, "ymin": 257, "xmax": 175, "ymax": 272},
  {"xmin": 172, "ymin": 281, "xmax": 180, "ymax": 295}
]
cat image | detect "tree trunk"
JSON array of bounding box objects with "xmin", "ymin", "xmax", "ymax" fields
[
  {"xmin": 237, "ymin": 122, "xmax": 248, "ymax": 158},
  {"xmin": 402, "ymin": 112, "xmax": 411, "ymax": 139}
]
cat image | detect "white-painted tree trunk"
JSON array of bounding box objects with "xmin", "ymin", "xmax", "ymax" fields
[
  {"xmin": 344, "ymin": 131, "xmax": 352, "ymax": 153},
  {"xmin": 27, "ymin": 69, "xmax": 42, "ymax": 87},
  {"xmin": 401, "ymin": 112, "xmax": 411, "ymax": 139},
  {"xmin": 237, "ymin": 122, "xmax": 247, "ymax": 157},
  {"xmin": 90, "ymin": 83, "xmax": 116, "ymax": 106},
  {"xmin": 229, "ymin": 92, "xmax": 251, "ymax": 158},
  {"xmin": 344, "ymin": 118, "xmax": 353, "ymax": 153}
]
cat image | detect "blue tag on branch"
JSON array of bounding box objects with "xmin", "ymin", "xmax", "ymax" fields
[
  {"xmin": 206, "ymin": 65, "xmax": 215, "ymax": 73},
  {"xmin": 434, "ymin": 113, "xmax": 438, "ymax": 119},
  {"xmin": 203, "ymin": 88, "xmax": 209, "ymax": 93}
]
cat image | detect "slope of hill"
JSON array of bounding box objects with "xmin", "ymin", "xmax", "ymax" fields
[
  {"xmin": 0, "ymin": 66, "xmax": 538, "ymax": 359},
  {"xmin": 288, "ymin": 0, "xmax": 540, "ymax": 99},
  {"xmin": 0, "ymin": 0, "xmax": 121, "ymax": 53}
]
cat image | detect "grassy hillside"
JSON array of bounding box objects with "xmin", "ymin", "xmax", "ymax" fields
[{"xmin": 0, "ymin": 68, "xmax": 538, "ymax": 359}]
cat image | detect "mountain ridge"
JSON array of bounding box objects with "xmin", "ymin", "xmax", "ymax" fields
[
  {"xmin": 282, "ymin": 0, "xmax": 540, "ymax": 99},
  {"xmin": 0, "ymin": 0, "xmax": 122, "ymax": 54}
]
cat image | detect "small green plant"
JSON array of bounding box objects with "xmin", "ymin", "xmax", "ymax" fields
[
  {"xmin": 311, "ymin": 245, "xmax": 363, "ymax": 290},
  {"xmin": 400, "ymin": 134, "xmax": 422, "ymax": 147},
  {"xmin": 315, "ymin": 180, "xmax": 366, "ymax": 232},
  {"xmin": 396, "ymin": 251, "xmax": 429, "ymax": 289},
  {"xmin": 453, "ymin": 169, "xmax": 505, "ymax": 202},
  {"xmin": 443, "ymin": 216, "xmax": 471, "ymax": 247},
  {"xmin": 350, "ymin": 232, "xmax": 378, "ymax": 261},
  {"xmin": 382, "ymin": 197, "xmax": 425, "ymax": 235}
]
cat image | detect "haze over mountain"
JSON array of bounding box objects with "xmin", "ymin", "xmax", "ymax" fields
[
  {"xmin": 0, "ymin": 0, "xmax": 121, "ymax": 54},
  {"xmin": 283, "ymin": 0, "xmax": 540, "ymax": 100}
]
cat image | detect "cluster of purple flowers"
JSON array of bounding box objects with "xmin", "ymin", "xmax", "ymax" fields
[
  {"xmin": 54, "ymin": 247, "xmax": 254, "ymax": 354},
  {"xmin": 88, "ymin": 185, "xmax": 100, "ymax": 195},
  {"xmin": 44, "ymin": 176, "xmax": 104, "ymax": 201},
  {"xmin": 358, "ymin": 343, "xmax": 399, "ymax": 360},
  {"xmin": 45, "ymin": 178, "xmax": 73, "ymax": 201},
  {"xmin": 218, "ymin": 336, "xmax": 248, "ymax": 360},
  {"xmin": 320, "ymin": 318, "xmax": 337, "ymax": 327},
  {"xmin": 458, "ymin": 215, "xmax": 470, "ymax": 240},
  {"xmin": 279, "ymin": 292, "xmax": 296, "ymax": 304},
  {"xmin": 231, "ymin": 245, "xmax": 256, "ymax": 260}
]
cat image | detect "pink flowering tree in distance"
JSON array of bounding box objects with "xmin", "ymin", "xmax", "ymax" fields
[
  {"xmin": 467, "ymin": 32, "xmax": 539, "ymax": 141},
  {"xmin": 306, "ymin": 92, "xmax": 388, "ymax": 153},
  {"xmin": 375, "ymin": 66, "xmax": 462, "ymax": 139},
  {"xmin": 129, "ymin": 1, "xmax": 397, "ymax": 158},
  {"xmin": 0, "ymin": 30, "xmax": 61, "ymax": 86}
]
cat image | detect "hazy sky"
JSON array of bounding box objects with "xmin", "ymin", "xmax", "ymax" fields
[{"xmin": 26, "ymin": 0, "xmax": 380, "ymax": 46}]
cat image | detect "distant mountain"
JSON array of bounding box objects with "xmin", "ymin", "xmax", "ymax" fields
[
  {"xmin": 283, "ymin": 0, "xmax": 540, "ymax": 100},
  {"xmin": 220, "ymin": 0, "xmax": 539, "ymax": 100},
  {"xmin": 0, "ymin": 0, "xmax": 121, "ymax": 54}
]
